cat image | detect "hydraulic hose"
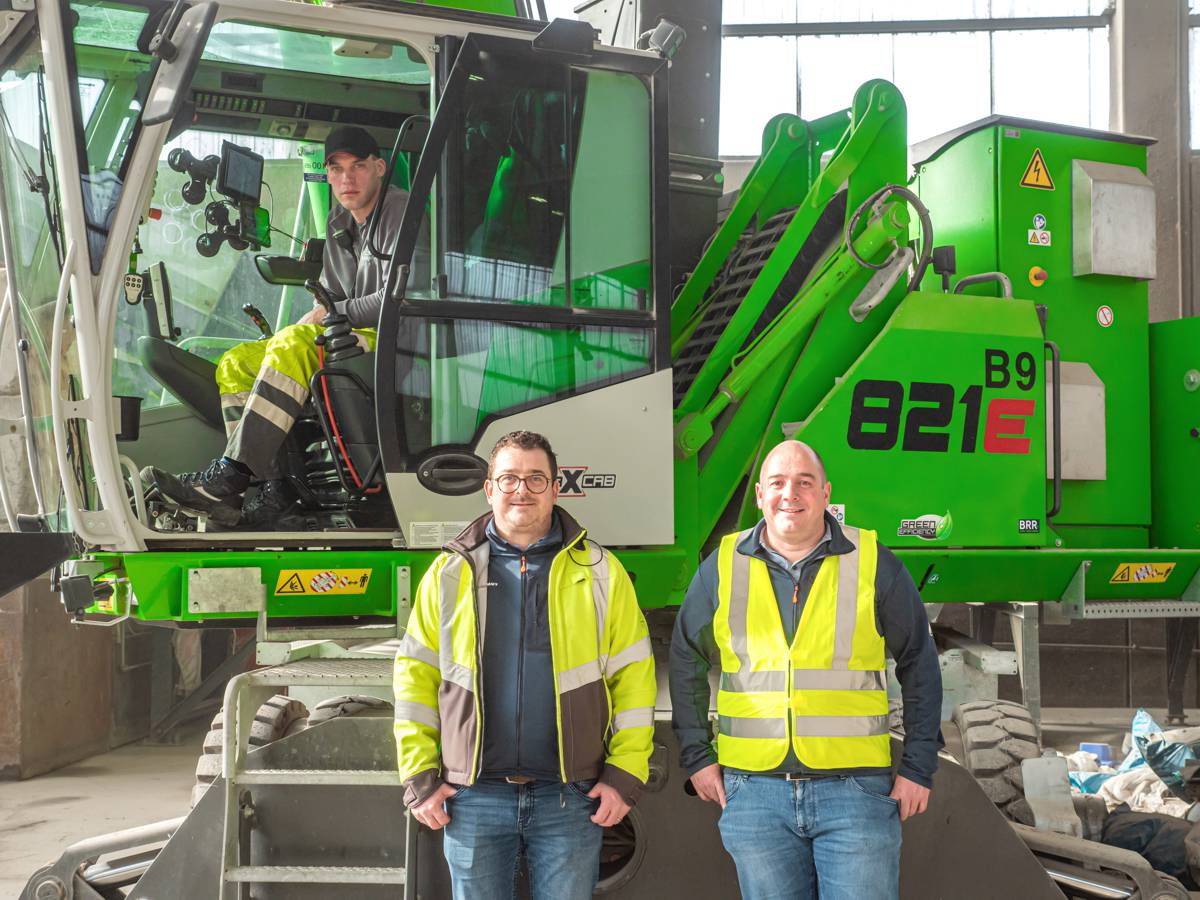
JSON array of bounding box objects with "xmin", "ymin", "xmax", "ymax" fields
[{"xmin": 844, "ymin": 184, "xmax": 934, "ymax": 291}]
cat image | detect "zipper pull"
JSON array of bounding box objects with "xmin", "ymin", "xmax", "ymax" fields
[
  {"xmin": 792, "ymin": 584, "xmax": 799, "ymax": 605},
  {"xmin": 521, "ymin": 555, "xmax": 527, "ymax": 575}
]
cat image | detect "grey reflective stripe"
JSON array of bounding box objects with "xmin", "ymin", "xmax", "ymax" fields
[
  {"xmin": 590, "ymin": 546, "xmax": 610, "ymax": 664},
  {"xmin": 431, "ymin": 557, "xmax": 478, "ymax": 693},
  {"xmin": 442, "ymin": 660, "xmax": 474, "ymax": 692},
  {"xmin": 396, "ymin": 632, "xmax": 438, "ymax": 670},
  {"xmin": 395, "ymin": 699, "xmax": 440, "ymax": 731},
  {"xmin": 831, "ymin": 525, "xmax": 860, "ymax": 670},
  {"xmin": 793, "ymin": 669, "xmax": 885, "ymax": 691},
  {"xmin": 611, "ymin": 706, "xmax": 654, "ymax": 732},
  {"xmin": 721, "ymin": 670, "xmax": 787, "ymax": 693},
  {"xmin": 606, "ymin": 636, "xmax": 651, "ymax": 675},
  {"xmin": 793, "ymin": 715, "xmax": 888, "ymax": 737},
  {"xmin": 558, "ymin": 658, "xmax": 602, "ymax": 692},
  {"xmin": 719, "ymin": 715, "xmax": 787, "ymax": 739},
  {"xmin": 466, "ymin": 541, "xmax": 491, "ymax": 647},
  {"xmin": 726, "ymin": 529, "xmax": 756, "ymax": 667},
  {"xmin": 438, "ymin": 557, "xmax": 462, "ymax": 676}
]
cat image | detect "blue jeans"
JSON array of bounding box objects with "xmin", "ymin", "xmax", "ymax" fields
[
  {"xmin": 442, "ymin": 778, "xmax": 603, "ymax": 900},
  {"xmin": 718, "ymin": 772, "xmax": 901, "ymax": 900}
]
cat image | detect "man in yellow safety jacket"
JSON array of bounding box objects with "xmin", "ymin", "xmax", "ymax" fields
[
  {"xmin": 394, "ymin": 430, "xmax": 656, "ymax": 900},
  {"xmin": 669, "ymin": 439, "xmax": 943, "ymax": 900},
  {"xmin": 141, "ymin": 125, "xmax": 406, "ymax": 528}
]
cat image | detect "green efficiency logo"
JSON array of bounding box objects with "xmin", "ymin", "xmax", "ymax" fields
[{"xmin": 898, "ymin": 512, "xmax": 953, "ymax": 541}]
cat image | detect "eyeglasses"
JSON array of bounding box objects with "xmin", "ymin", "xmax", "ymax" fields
[{"xmin": 493, "ymin": 473, "xmax": 552, "ymax": 494}]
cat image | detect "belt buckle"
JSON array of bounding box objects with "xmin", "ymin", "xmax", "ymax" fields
[
  {"xmin": 505, "ymin": 775, "xmax": 534, "ymax": 785},
  {"xmin": 784, "ymin": 772, "xmax": 808, "ymax": 782}
]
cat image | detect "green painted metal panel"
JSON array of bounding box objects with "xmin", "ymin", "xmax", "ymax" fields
[
  {"xmin": 796, "ymin": 291, "xmax": 1048, "ymax": 549},
  {"xmin": 915, "ymin": 121, "xmax": 1152, "ymax": 532},
  {"xmin": 894, "ymin": 548, "xmax": 1200, "ymax": 605},
  {"xmin": 109, "ymin": 550, "xmax": 438, "ymax": 622},
  {"xmin": 1150, "ymin": 316, "xmax": 1200, "ymax": 548}
]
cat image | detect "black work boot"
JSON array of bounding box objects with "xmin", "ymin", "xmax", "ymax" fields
[
  {"xmin": 239, "ymin": 478, "xmax": 305, "ymax": 530},
  {"xmin": 141, "ymin": 458, "xmax": 250, "ymax": 527}
]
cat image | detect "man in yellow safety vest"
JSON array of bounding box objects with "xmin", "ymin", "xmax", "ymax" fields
[
  {"xmin": 394, "ymin": 430, "xmax": 657, "ymax": 899},
  {"xmin": 669, "ymin": 439, "xmax": 943, "ymax": 900}
]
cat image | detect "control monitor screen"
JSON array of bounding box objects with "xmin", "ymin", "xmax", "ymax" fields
[{"xmin": 217, "ymin": 141, "xmax": 264, "ymax": 205}]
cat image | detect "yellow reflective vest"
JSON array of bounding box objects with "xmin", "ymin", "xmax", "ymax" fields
[
  {"xmin": 712, "ymin": 525, "xmax": 891, "ymax": 771},
  {"xmin": 393, "ymin": 510, "xmax": 657, "ymax": 807}
]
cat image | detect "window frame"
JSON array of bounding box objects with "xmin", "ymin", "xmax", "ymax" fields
[{"xmin": 375, "ymin": 30, "xmax": 671, "ymax": 477}]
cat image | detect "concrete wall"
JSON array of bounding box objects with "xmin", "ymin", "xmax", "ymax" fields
[{"xmin": 0, "ymin": 576, "xmax": 114, "ymax": 779}]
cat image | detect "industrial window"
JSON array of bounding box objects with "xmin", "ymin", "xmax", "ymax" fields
[
  {"xmin": 719, "ymin": 2, "xmax": 1111, "ymax": 156},
  {"xmin": 1189, "ymin": 4, "xmax": 1200, "ymax": 147}
]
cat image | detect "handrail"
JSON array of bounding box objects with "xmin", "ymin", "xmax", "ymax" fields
[
  {"xmin": 1045, "ymin": 340, "xmax": 1062, "ymax": 518},
  {"xmin": 953, "ymin": 271, "xmax": 1013, "ymax": 299},
  {"xmin": 0, "ymin": 297, "xmax": 18, "ymax": 529},
  {"xmin": 48, "ymin": 243, "xmax": 106, "ymax": 545},
  {"xmin": 119, "ymin": 453, "xmax": 148, "ymax": 528},
  {"xmin": 0, "ymin": 145, "xmax": 48, "ymax": 516}
]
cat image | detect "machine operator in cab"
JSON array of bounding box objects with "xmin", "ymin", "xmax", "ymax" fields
[{"xmin": 141, "ymin": 125, "xmax": 407, "ymax": 529}]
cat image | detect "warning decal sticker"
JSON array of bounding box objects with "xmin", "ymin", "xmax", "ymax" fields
[
  {"xmin": 1110, "ymin": 562, "xmax": 1176, "ymax": 585},
  {"xmin": 1020, "ymin": 148, "xmax": 1055, "ymax": 190},
  {"xmin": 273, "ymin": 569, "xmax": 372, "ymax": 595}
]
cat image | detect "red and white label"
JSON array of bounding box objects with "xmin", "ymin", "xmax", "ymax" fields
[{"xmin": 1096, "ymin": 305, "xmax": 1114, "ymax": 328}]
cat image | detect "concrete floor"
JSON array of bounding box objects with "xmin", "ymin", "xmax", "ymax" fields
[
  {"xmin": 0, "ymin": 723, "xmax": 204, "ymax": 897},
  {"xmin": 1, "ymin": 708, "xmax": 1198, "ymax": 896}
]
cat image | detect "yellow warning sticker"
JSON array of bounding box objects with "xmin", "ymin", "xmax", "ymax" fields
[
  {"xmin": 1110, "ymin": 562, "xmax": 1176, "ymax": 585},
  {"xmin": 274, "ymin": 569, "xmax": 372, "ymax": 595},
  {"xmin": 1020, "ymin": 148, "xmax": 1054, "ymax": 190}
]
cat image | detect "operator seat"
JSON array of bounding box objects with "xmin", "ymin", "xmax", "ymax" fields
[{"xmin": 136, "ymin": 337, "xmax": 224, "ymax": 430}]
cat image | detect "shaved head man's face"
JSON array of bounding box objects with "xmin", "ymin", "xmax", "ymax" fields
[{"xmin": 755, "ymin": 441, "xmax": 830, "ymax": 554}]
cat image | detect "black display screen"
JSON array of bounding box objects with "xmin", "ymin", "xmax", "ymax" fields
[{"xmin": 217, "ymin": 141, "xmax": 264, "ymax": 205}]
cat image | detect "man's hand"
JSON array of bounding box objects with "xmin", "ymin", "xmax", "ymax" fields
[
  {"xmin": 411, "ymin": 782, "xmax": 458, "ymax": 831},
  {"xmin": 296, "ymin": 304, "xmax": 326, "ymax": 326},
  {"xmin": 689, "ymin": 763, "xmax": 726, "ymax": 808},
  {"xmin": 889, "ymin": 774, "xmax": 930, "ymax": 821},
  {"xmin": 587, "ymin": 781, "xmax": 632, "ymax": 827}
]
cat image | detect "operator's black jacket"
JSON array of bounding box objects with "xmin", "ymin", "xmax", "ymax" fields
[{"xmin": 669, "ymin": 512, "xmax": 944, "ymax": 787}]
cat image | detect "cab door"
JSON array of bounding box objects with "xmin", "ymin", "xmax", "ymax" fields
[{"xmin": 375, "ymin": 31, "xmax": 674, "ymax": 548}]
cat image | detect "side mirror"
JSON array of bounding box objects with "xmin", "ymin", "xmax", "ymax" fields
[{"xmin": 141, "ymin": 2, "xmax": 218, "ymax": 127}]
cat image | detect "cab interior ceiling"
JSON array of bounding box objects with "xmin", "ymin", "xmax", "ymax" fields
[
  {"xmin": 186, "ymin": 60, "xmax": 429, "ymax": 144},
  {"xmin": 82, "ymin": 43, "xmax": 430, "ymax": 147}
]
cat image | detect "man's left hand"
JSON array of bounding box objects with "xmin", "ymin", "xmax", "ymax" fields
[
  {"xmin": 587, "ymin": 781, "xmax": 631, "ymax": 827},
  {"xmin": 297, "ymin": 304, "xmax": 325, "ymax": 326},
  {"xmin": 889, "ymin": 775, "xmax": 930, "ymax": 821}
]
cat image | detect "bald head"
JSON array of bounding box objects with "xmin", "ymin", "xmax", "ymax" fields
[
  {"xmin": 759, "ymin": 440, "xmax": 827, "ymax": 486},
  {"xmin": 755, "ymin": 440, "xmax": 831, "ymax": 560}
]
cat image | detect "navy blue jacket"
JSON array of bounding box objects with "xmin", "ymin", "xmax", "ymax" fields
[
  {"xmin": 477, "ymin": 517, "xmax": 562, "ymax": 780},
  {"xmin": 669, "ymin": 513, "xmax": 944, "ymax": 788}
]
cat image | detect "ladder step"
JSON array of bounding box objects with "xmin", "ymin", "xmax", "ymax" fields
[
  {"xmin": 225, "ymin": 865, "xmax": 406, "ymax": 885},
  {"xmin": 245, "ymin": 658, "xmax": 391, "ymax": 687},
  {"xmin": 235, "ymin": 768, "xmax": 401, "ymax": 786}
]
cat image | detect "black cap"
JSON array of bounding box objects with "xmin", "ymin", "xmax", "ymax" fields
[{"xmin": 324, "ymin": 125, "xmax": 378, "ymax": 163}]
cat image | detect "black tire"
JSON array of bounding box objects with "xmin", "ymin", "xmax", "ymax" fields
[
  {"xmin": 952, "ymin": 699, "xmax": 1041, "ymax": 825},
  {"xmin": 191, "ymin": 693, "xmax": 307, "ymax": 808},
  {"xmin": 1150, "ymin": 872, "xmax": 1190, "ymax": 900}
]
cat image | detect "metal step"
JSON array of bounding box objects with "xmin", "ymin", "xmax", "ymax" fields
[
  {"xmin": 225, "ymin": 865, "xmax": 406, "ymax": 885},
  {"xmin": 245, "ymin": 658, "xmax": 392, "ymax": 687},
  {"xmin": 236, "ymin": 768, "xmax": 401, "ymax": 786}
]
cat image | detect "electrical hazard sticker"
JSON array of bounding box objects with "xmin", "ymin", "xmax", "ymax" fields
[
  {"xmin": 1110, "ymin": 562, "xmax": 1176, "ymax": 585},
  {"xmin": 274, "ymin": 569, "xmax": 372, "ymax": 595},
  {"xmin": 1020, "ymin": 148, "xmax": 1054, "ymax": 190}
]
